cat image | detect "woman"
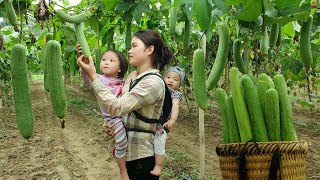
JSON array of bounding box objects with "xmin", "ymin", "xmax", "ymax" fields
[{"xmin": 77, "ymin": 29, "xmax": 173, "ymax": 179}]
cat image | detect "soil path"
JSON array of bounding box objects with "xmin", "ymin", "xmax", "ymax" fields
[{"xmin": 0, "ymin": 81, "xmax": 118, "ymax": 180}]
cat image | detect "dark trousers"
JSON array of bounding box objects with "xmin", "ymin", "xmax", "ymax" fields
[{"xmin": 126, "ymin": 156, "xmax": 159, "ymax": 180}]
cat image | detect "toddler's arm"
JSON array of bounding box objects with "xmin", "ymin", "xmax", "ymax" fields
[
  {"xmin": 80, "ymin": 68, "xmax": 92, "ymax": 87},
  {"xmin": 164, "ymin": 98, "xmax": 180, "ymax": 130}
]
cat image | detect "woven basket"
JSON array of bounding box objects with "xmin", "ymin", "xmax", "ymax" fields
[{"xmin": 216, "ymin": 141, "xmax": 308, "ymax": 180}]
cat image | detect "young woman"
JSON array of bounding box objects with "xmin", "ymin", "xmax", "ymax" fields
[{"xmin": 77, "ymin": 29, "xmax": 173, "ymax": 179}]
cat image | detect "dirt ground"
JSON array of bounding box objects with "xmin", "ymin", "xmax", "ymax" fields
[{"xmin": 0, "ymin": 80, "xmax": 319, "ymax": 180}]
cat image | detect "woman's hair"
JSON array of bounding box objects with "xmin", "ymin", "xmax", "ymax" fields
[
  {"xmin": 104, "ymin": 50, "xmax": 128, "ymax": 78},
  {"xmin": 133, "ymin": 29, "xmax": 173, "ymax": 71}
]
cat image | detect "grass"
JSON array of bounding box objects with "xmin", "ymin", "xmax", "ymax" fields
[
  {"xmin": 31, "ymin": 74, "xmax": 44, "ymax": 80},
  {"xmin": 162, "ymin": 150, "xmax": 215, "ymax": 180}
]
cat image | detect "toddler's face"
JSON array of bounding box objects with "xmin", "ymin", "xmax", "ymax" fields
[
  {"xmin": 164, "ymin": 71, "xmax": 180, "ymax": 90},
  {"xmin": 100, "ymin": 51, "xmax": 121, "ymax": 78}
]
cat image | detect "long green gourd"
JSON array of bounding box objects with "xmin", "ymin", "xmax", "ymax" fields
[
  {"xmin": 269, "ymin": 23, "xmax": 279, "ymax": 49},
  {"xmin": 265, "ymin": 88, "xmax": 281, "ymax": 141},
  {"xmin": 258, "ymin": 73, "xmax": 274, "ymax": 88},
  {"xmin": 232, "ymin": 39, "xmax": 246, "ymax": 74},
  {"xmin": 183, "ymin": 17, "xmax": 191, "ymax": 51},
  {"xmin": 230, "ymin": 67, "xmax": 253, "ymax": 142},
  {"xmin": 215, "ymin": 88, "xmax": 230, "ymax": 143},
  {"xmin": 226, "ymin": 96, "xmax": 241, "ymax": 143},
  {"xmin": 46, "ymin": 40, "xmax": 67, "ymax": 119},
  {"xmin": 95, "ymin": 47, "xmax": 101, "ymax": 74},
  {"xmin": 273, "ymin": 74, "xmax": 297, "ymax": 141},
  {"xmin": 11, "ymin": 44, "xmax": 34, "ymax": 139},
  {"xmin": 43, "ymin": 33, "xmax": 53, "ymax": 92},
  {"xmin": 5, "ymin": 0, "xmax": 18, "ymax": 27},
  {"xmin": 206, "ymin": 23, "xmax": 229, "ymax": 90},
  {"xmin": 300, "ymin": 15, "xmax": 313, "ymax": 68},
  {"xmin": 192, "ymin": 49, "xmax": 208, "ymax": 110},
  {"xmin": 56, "ymin": 10, "xmax": 92, "ymax": 23},
  {"xmin": 241, "ymin": 76, "xmax": 269, "ymax": 142},
  {"xmin": 169, "ymin": 7, "xmax": 177, "ymax": 35},
  {"xmin": 260, "ymin": 26, "xmax": 269, "ymax": 56},
  {"xmin": 125, "ymin": 19, "xmax": 132, "ymax": 50},
  {"xmin": 75, "ymin": 22, "xmax": 91, "ymax": 58},
  {"xmin": 276, "ymin": 27, "xmax": 282, "ymax": 47}
]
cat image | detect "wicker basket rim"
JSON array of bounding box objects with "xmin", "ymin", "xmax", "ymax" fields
[{"xmin": 216, "ymin": 141, "xmax": 308, "ymax": 156}]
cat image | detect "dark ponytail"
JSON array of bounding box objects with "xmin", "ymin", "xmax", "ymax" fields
[{"xmin": 133, "ymin": 29, "xmax": 174, "ymax": 71}]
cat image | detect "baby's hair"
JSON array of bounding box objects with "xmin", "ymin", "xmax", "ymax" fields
[{"xmin": 103, "ymin": 50, "xmax": 128, "ymax": 78}]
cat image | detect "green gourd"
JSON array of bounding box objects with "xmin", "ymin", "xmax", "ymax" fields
[
  {"xmin": 300, "ymin": 15, "xmax": 313, "ymax": 68},
  {"xmin": 232, "ymin": 39, "xmax": 246, "ymax": 74},
  {"xmin": 206, "ymin": 23, "xmax": 229, "ymax": 90},
  {"xmin": 11, "ymin": 44, "xmax": 34, "ymax": 139},
  {"xmin": 241, "ymin": 76, "xmax": 269, "ymax": 142},
  {"xmin": 56, "ymin": 10, "xmax": 92, "ymax": 23},
  {"xmin": 75, "ymin": 22, "xmax": 91, "ymax": 58},
  {"xmin": 193, "ymin": 49, "xmax": 208, "ymax": 110},
  {"xmin": 230, "ymin": 67, "xmax": 253, "ymax": 142},
  {"xmin": 273, "ymin": 74, "xmax": 297, "ymax": 141},
  {"xmin": 46, "ymin": 40, "xmax": 67, "ymax": 119},
  {"xmin": 265, "ymin": 88, "xmax": 281, "ymax": 141},
  {"xmin": 215, "ymin": 88, "xmax": 230, "ymax": 143},
  {"xmin": 226, "ymin": 96, "xmax": 241, "ymax": 143}
]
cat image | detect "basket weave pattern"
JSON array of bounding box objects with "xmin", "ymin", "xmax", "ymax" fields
[{"xmin": 216, "ymin": 141, "xmax": 308, "ymax": 180}]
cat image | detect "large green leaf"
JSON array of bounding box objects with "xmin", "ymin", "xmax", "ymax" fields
[
  {"xmin": 282, "ymin": 22, "xmax": 295, "ymax": 38},
  {"xmin": 101, "ymin": 0, "xmax": 120, "ymax": 11},
  {"xmin": 264, "ymin": 11, "xmax": 309, "ymax": 25},
  {"xmin": 173, "ymin": 0, "xmax": 194, "ymax": 7},
  {"xmin": 284, "ymin": 59, "xmax": 304, "ymax": 75},
  {"xmin": 275, "ymin": 0, "xmax": 311, "ymax": 16},
  {"xmin": 116, "ymin": 0, "xmax": 135, "ymax": 12},
  {"xmin": 132, "ymin": 1, "xmax": 150, "ymax": 23},
  {"xmin": 233, "ymin": 0, "xmax": 262, "ymax": 22},
  {"xmin": 193, "ymin": 0, "xmax": 211, "ymax": 31},
  {"xmin": 212, "ymin": 0, "xmax": 230, "ymax": 13}
]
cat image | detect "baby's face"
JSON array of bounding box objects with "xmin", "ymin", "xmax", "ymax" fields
[{"xmin": 164, "ymin": 71, "xmax": 180, "ymax": 90}]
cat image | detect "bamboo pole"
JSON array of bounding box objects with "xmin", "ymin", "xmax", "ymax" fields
[{"xmin": 199, "ymin": 34, "xmax": 206, "ymax": 180}]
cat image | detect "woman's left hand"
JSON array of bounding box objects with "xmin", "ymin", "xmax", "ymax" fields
[{"xmin": 77, "ymin": 54, "xmax": 97, "ymax": 81}]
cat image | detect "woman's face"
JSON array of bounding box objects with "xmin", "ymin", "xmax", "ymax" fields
[{"xmin": 128, "ymin": 36, "xmax": 151, "ymax": 67}]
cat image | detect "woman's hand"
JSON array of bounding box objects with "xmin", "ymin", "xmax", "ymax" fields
[
  {"xmin": 77, "ymin": 54, "xmax": 97, "ymax": 81},
  {"xmin": 103, "ymin": 122, "xmax": 116, "ymax": 138}
]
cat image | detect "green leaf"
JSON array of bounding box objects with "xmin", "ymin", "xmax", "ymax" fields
[
  {"xmin": 275, "ymin": 0, "xmax": 311, "ymax": 16},
  {"xmin": 282, "ymin": 22, "xmax": 295, "ymax": 38},
  {"xmin": 212, "ymin": 0, "xmax": 231, "ymax": 13},
  {"xmin": 101, "ymin": 0, "xmax": 120, "ymax": 11},
  {"xmin": 193, "ymin": 0, "xmax": 212, "ymax": 31},
  {"xmin": 116, "ymin": 1, "xmax": 135, "ymax": 12},
  {"xmin": 235, "ymin": 0, "xmax": 262, "ymax": 22},
  {"xmin": 284, "ymin": 59, "xmax": 304, "ymax": 75},
  {"xmin": 132, "ymin": 1, "xmax": 150, "ymax": 23},
  {"xmin": 173, "ymin": 0, "xmax": 194, "ymax": 7},
  {"xmin": 297, "ymin": 99, "xmax": 315, "ymax": 108}
]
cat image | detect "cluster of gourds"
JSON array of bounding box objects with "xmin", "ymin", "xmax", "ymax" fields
[
  {"xmin": 215, "ymin": 67, "xmax": 297, "ymax": 143},
  {"xmin": 7, "ymin": 1, "xmax": 95, "ymax": 138},
  {"xmin": 192, "ymin": 23, "xmax": 230, "ymax": 110}
]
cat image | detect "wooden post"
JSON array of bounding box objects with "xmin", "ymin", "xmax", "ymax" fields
[
  {"xmin": 199, "ymin": 34, "xmax": 206, "ymax": 180},
  {"xmin": 199, "ymin": 108, "xmax": 205, "ymax": 179}
]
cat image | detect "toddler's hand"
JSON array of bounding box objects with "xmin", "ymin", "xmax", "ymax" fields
[
  {"xmin": 103, "ymin": 122, "xmax": 116, "ymax": 138},
  {"xmin": 163, "ymin": 119, "xmax": 175, "ymax": 130}
]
